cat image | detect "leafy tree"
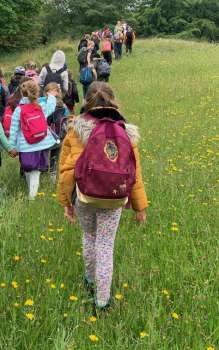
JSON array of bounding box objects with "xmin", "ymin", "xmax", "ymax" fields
[{"xmin": 0, "ymin": 0, "xmax": 43, "ymax": 51}]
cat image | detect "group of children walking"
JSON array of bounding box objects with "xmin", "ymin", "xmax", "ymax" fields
[
  {"xmin": 0, "ymin": 23, "xmax": 147, "ymax": 312},
  {"xmin": 78, "ymin": 21, "xmax": 135, "ymax": 97}
]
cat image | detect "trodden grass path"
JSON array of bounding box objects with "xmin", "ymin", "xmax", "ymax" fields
[{"xmin": 0, "ymin": 39, "xmax": 218, "ymax": 350}]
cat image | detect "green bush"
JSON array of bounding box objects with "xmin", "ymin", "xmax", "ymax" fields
[{"xmin": 169, "ymin": 18, "xmax": 189, "ymax": 33}]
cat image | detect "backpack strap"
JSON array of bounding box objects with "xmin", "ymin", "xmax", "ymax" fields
[
  {"xmin": 45, "ymin": 64, "xmax": 52, "ymax": 74},
  {"xmin": 57, "ymin": 67, "xmax": 66, "ymax": 74}
]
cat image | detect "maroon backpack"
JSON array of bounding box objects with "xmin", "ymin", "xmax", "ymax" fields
[{"xmin": 75, "ymin": 118, "xmax": 136, "ymax": 201}]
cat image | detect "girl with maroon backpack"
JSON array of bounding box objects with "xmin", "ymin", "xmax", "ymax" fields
[
  {"xmin": 58, "ymin": 81, "xmax": 148, "ymax": 311},
  {"xmin": 9, "ymin": 80, "xmax": 58, "ymax": 200}
]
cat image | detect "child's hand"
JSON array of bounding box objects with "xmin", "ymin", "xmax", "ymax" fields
[
  {"xmin": 8, "ymin": 149, "xmax": 18, "ymax": 158},
  {"xmin": 135, "ymin": 210, "xmax": 147, "ymax": 224},
  {"xmin": 64, "ymin": 206, "xmax": 76, "ymax": 224}
]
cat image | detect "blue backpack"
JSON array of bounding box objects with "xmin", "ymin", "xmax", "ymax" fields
[{"xmin": 80, "ymin": 67, "xmax": 94, "ymax": 86}]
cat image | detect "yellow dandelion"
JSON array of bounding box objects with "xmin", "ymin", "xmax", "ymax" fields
[
  {"xmin": 37, "ymin": 192, "xmax": 45, "ymax": 197},
  {"xmin": 63, "ymin": 313, "xmax": 68, "ymax": 318},
  {"xmin": 24, "ymin": 299, "xmax": 34, "ymax": 306},
  {"xmin": 48, "ymin": 228, "xmax": 55, "ymax": 232},
  {"xmin": 0, "ymin": 282, "xmax": 6, "ymax": 288},
  {"xmin": 89, "ymin": 334, "xmax": 99, "ymax": 342},
  {"xmin": 52, "ymin": 193, "xmax": 57, "ymax": 198},
  {"xmin": 57, "ymin": 228, "xmax": 64, "ymax": 233},
  {"xmin": 207, "ymin": 347, "xmax": 215, "ymax": 350},
  {"xmin": 115, "ymin": 293, "xmax": 123, "ymax": 300},
  {"xmin": 40, "ymin": 235, "xmax": 47, "ymax": 240},
  {"xmin": 69, "ymin": 295, "xmax": 78, "ymax": 301},
  {"xmin": 122, "ymin": 283, "xmax": 128, "ymax": 288},
  {"xmin": 140, "ymin": 331, "xmax": 149, "ymax": 338},
  {"xmin": 11, "ymin": 281, "xmax": 18, "ymax": 289},
  {"xmin": 171, "ymin": 312, "xmax": 180, "ymax": 320},
  {"xmin": 40, "ymin": 259, "xmax": 47, "ymax": 264},
  {"xmin": 162, "ymin": 289, "xmax": 169, "ymax": 296},
  {"xmin": 89, "ymin": 316, "xmax": 97, "ymax": 322},
  {"xmin": 48, "ymin": 237, "xmax": 54, "ymax": 241},
  {"xmin": 76, "ymin": 251, "xmax": 81, "ymax": 256},
  {"xmin": 14, "ymin": 255, "xmax": 22, "ymax": 262},
  {"xmin": 60, "ymin": 283, "xmax": 65, "ymax": 289},
  {"xmin": 25, "ymin": 313, "xmax": 34, "ymax": 321},
  {"xmin": 171, "ymin": 226, "xmax": 179, "ymax": 232},
  {"xmin": 50, "ymin": 284, "xmax": 56, "ymax": 289}
]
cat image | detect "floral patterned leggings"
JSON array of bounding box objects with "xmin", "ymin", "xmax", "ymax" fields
[{"xmin": 75, "ymin": 200, "xmax": 122, "ymax": 306}]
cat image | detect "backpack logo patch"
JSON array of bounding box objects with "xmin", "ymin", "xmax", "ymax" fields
[{"xmin": 104, "ymin": 140, "xmax": 118, "ymax": 162}]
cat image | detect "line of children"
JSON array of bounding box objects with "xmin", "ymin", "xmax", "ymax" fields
[
  {"xmin": 58, "ymin": 81, "xmax": 148, "ymax": 310},
  {"xmin": 77, "ymin": 21, "xmax": 135, "ymax": 98}
]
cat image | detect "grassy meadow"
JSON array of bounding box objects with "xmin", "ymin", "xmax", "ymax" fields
[{"xmin": 0, "ymin": 39, "xmax": 218, "ymax": 350}]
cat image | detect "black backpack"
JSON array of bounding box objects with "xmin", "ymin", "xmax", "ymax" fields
[
  {"xmin": 77, "ymin": 47, "xmax": 88, "ymax": 65},
  {"xmin": 63, "ymin": 79, "xmax": 79, "ymax": 107},
  {"xmin": 44, "ymin": 65, "xmax": 66, "ymax": 91},
  {"xmin": 47, "ymin": 106, "xmax": 68, "ymax": 142}
]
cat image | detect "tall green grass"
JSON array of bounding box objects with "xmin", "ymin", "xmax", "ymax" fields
[{"xmin": 0, "ymin": 39, "xmax": 218, "ymax": 350}]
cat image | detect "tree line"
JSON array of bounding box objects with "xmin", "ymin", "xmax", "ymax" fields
[{"xmin": 1, "ymin": 0, "xmax": 219, "ymax": 52}]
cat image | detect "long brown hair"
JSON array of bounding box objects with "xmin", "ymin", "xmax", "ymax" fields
[
  {"xmin": 83, "ymin": 81, "xmax": 119, "ymax": 113},
  {"xmin": 20, "ymin": 80, "xmax": 40, "ymax": 103}
]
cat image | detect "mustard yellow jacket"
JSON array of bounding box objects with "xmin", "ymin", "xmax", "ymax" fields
[{"xmin": 58, "ymin": 114, "xmax": 148, "ymax": 211}]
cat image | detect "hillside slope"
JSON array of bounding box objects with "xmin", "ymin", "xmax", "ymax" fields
[{"xmin": 0, "ymin": 39, "xmax": 218, "ymax": 350}]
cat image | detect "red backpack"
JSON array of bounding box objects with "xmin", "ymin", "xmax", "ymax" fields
[
  {"xmin": 2, "ymin": 106, "xmax": 13, "ymax": 137},
  {"xmin": 20, "ymin": 104, "xmax": 48, "ymax": 144},
  {"xmin": 75, "ymin": 119, "xmax": 136, "ymax": 203}
]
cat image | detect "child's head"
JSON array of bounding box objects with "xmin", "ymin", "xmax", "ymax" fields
[
  {"xmin": 20, "ymin": 80, "xmax": 40, "ymax": 103},
  {"xmin": 44, "ymin": 82, "xmax": 63, "ymax": 107},
  {"xmin": 83, "ymin": 82, "xmax": 119, "ymax": 112},
  {"xmin": 44, "ymin": 82, "xmax": 61, "ymax": 96},
  {"xmin": 26, "ymin": 61, "xmax": 37, "ymax": 70},
  {"xmin": 14, "ymin": 66, "xmax": 25, "ymax": 77},
  {"xmin": 84, "ymin": 34, "xmax": 90, "ymax": 41},
  {"xmin": 87, "ymin": 40, "xmax": 95, "ymax": 50}
]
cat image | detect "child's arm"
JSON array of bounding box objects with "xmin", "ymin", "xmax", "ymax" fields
[
  {"xmin": 41, "ymin": 94, "xmax": 57, "ymax": 118},
  {"xmin": 58, "ymin": 128, "xmax": 84, "ymax": 207},
  {"xmin": 0, "ymin": 123, "xmax": 13, "ymax": 153},
  {"xmin": 131, "ymin": 144, "xmax": 148, "ymax": 223}
]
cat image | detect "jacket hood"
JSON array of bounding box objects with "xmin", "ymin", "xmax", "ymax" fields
[
  {"xmin": 69, "ymin": 108, "xmax": 140, "ymax": 145},
  {"xmin": 50, "ymin": 50, "xmax": 65, "ymax": 71},
  {"xmin": 80, "ymin": 106, "xmax": 126, "ymax": 122}
]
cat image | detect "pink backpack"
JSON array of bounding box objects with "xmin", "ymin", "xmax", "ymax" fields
[
  {"xmin": 102, "ymin": 40, "xmax": 112, "ymax": 52},
  {"xmin": 20, "ymin": 104, "xmax": 48, "ymax": 144},
  {"xmin": 75, "ymin": 119, "xmax": 136, "ymax": 202},
  {"xmin": 2, "ymin": 106, "xmax": 13, "ymax": 137}
]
